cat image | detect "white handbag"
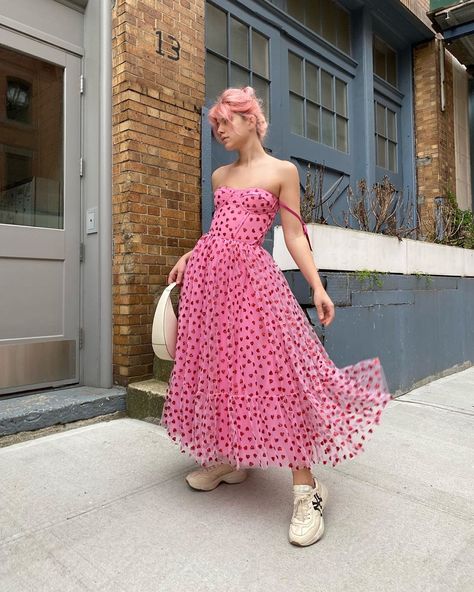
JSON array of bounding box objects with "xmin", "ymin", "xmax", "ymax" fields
[{"xmin": 152, "ymin": 282, "xmax": 179, "ymax": 361}]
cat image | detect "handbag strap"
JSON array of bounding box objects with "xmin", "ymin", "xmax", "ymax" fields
[{"xmin": 279, "ymin": 202, "xmax": 313, "ymax": 251}]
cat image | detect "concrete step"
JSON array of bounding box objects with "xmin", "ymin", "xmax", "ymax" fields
[
  {"xmin": 0, "ymin": 386, "xmax": 127, "ymax": 440},
  {"xmin": 126, "ymin": 379, "xmax": 168, "ymax": 423}
]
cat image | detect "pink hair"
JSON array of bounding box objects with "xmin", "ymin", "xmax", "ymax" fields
[{"xmin": 207, "ymin": 86, "xmax": 269, "ymax": 144}]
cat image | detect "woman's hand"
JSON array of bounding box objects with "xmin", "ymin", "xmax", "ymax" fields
[
  {"xmin": 313, "ymin": 286, "xmax": 335, "ymax": 327},
  {"xmin": 167, "ymin": 251, "xmax": 192, "ymax": 285}
]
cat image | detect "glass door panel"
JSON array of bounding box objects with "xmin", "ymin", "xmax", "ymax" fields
[{"xmin": 0, "ymin": 45, "xmax": 64, "ymax": 229}]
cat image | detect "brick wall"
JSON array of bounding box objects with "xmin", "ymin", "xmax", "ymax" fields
[
  {"xmin": 413, "ymin": 37, "xmax": 456, "ymax": 238},
  {"xmin": 400, "ymin": 0, "xmax": 433, "ymax": 28},
  {"xmin": 112, "ymin": 0, "xmax": 205, "ymax": 386}
]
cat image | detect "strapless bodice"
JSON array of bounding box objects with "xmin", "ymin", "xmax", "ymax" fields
[{"xmin": 208, "ymin": 186, "xmax": 279, "ymax": 246}]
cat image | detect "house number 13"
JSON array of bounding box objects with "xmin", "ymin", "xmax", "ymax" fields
[{"xmin": 156, "ymin": 30, "xmax": 180, "ymax": 61}]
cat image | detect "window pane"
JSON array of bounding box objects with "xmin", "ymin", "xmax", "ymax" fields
[
  {"xmin": 0, "ymin": 46, "xmax": 63, "ymax": 229},
  {"xmin": 230, "ymin": 63, "xmax": 250, "ymax": 88},
  {"xmin": 388, "ymin": 141, "xmax": 397, "ymax": 172},
  {"xmin": 376, "ymin": 135, "xmax": 386, "ymax": 168},
  {"xmin": 322, "ymin": 108, "xmax": 334, "ymax": 147},
  {"xmin": 321, "ymin": 70, "xmax": 333, "ymax": 110},
  {"xmin": 230, "ymin": 17, "xmax": 249, "ymax": 67},
  {"xmin": 336, "ymin": 116, "xmax": 348, "ymax": 152},
  {"xmin": 206, "ymin": 3, "xmax": 227, "ymax": 56},
  {"xmin": 306, "ymin": 0, "xmax": 321, "ymax": 34},
  {"xmin": 387, "ymin": 109, "xmax": 396, "ymax": 141},
  {"xmin": 290, "ymin": 93, "xmax": 304, "ymax": 135},
  {"xmin": 337, "ymin": 9, "xmax": 351, "ymax": 54},
  {"xmin": 252, "ymin": 30, "xmax": 269, "ymax": 77},
  {"xmin": 253, "ymin": 76, "xmax": 270, "ymax": 122},
  {"xmin": 375, "ymin": 102, "xmax": 386, "ymax": 136},
  {"xmin": 335, "ymin": 78, "xmax": 347, "ymax": 116},
  {"xmin": 387, "ymin": 51, "xmax": 397, "ymax": 86},
  {"xmin": 307, "ymin": 101, "xmax": 320, "ymax": 142},
  {"xmin": 321, "ymin": 0, "xmax": 337, "ymax": 46},
  {"xmin": 305, "ymin": 62, "xmax": 319, "ymax": 103},
  {"xmin": 373, "ymin": 41, "xmax": 385, "ymax": 79},
  {"xmin": 289, "ymin": 52, "xmax": 303, "ymax": 94},
  {"xmin": 374, "ymin": 36, "xmax": 398, "ymax": 87},
  {"xmin": 206, "ymin": 52, "xmax": 228, "ymax": 101},
  {"xmin": 287, "ymin": 0, "xmax": 305, "ymax": 23}
]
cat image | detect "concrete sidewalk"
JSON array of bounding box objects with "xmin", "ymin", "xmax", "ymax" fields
[{"xmin": 1, "ymin": 369, "xmax": 473, "ymax": 592}]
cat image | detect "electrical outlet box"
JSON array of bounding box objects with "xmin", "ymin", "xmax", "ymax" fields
[{"xmin": 86, "ymin": 207, "xmax": 98, "ymax": 234}]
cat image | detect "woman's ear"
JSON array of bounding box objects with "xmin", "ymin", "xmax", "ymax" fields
[{"xmin": 247, "ymin": 113, "xmax": 257, "ymax": 131}]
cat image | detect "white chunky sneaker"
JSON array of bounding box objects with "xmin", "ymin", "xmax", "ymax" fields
[
  {"xmin": 185, "ymin": 463, "xmax": 248, "ymax": 491},
  {"xmin": 289, "ymin": 476, "xmax": 329, "ymax": 546}
]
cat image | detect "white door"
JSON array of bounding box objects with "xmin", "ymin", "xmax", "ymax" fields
[{"xmin": 0, "ymin": 28, "xmax": 81, "ymax": 394}]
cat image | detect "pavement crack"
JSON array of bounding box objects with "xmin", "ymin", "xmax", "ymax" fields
[
  {"xmin": 395, "ymin": 398, "xmax": 474, "ymax": 417},
  {"xmin": 0, "ymin": 470, "xmax": 190, "ymax": 548},
  {"xmin": 332, "ymin": 468, "xmax": 473, "ymax": 522}
]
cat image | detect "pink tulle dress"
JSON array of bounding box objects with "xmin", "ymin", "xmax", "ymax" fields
[{"xmin": 160, "ymin": 186, "xmax": 392, "ymax": 470}]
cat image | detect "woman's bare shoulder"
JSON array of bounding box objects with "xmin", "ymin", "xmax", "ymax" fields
[
  {"xmin": 264, "ymin": 157, "xmax": 297, "ymax": 191},
  {"xmin": 211, "ymin": 164, "xmax": 232, "ymax": 190},
  {"xmin": 265, "ymin": 155, "xmax": 296, "ymax": 172}
]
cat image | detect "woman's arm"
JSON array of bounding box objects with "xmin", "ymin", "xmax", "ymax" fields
[
  {"xmin": 278, "ymin": 162, "xmax": 335, "ymax": 326},
  {"xmin": 168, "ymin": 167, "xmax": 226, "ymax": 285}
]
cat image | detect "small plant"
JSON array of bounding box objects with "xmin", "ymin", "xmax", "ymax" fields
[
  {"xmin": 418, "ymin": 190, "xmax": 474, "ymax": 249},
  {"xmin": 354, "ymin": 269, "xmax": 385, "ymax": 289},
  {"xmin": 413, "ymin": 271, "xmax": 433, "ymax": 287},
  {"xmin": 300, "ymin": 162, "xmax": 347, "ymax": 225},
  {"xmin": 438, "ymin": 191, "xmax": 474, "ymax": 249},
  {"xmin": 299, "ymin": 163, "xmax": 473, "ymax": 251},
  {"xmin": 342, "ymin": 176, "xmax": 417, "ymax": 240}
]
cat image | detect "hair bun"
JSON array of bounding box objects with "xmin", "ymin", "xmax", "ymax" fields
[{"xmin": 242, "ymin": 86, "xmax": 256, "ymax": 98}]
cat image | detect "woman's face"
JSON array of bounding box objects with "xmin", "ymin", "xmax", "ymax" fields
[{"xmin": 216, "ymin": 113, "xmax": 254, "ymax": 150}]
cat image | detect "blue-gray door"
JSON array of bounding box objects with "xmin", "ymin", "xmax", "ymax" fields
[{"xmin": 0, "ymin": 30, "xmax": 81, "ymax": 395}]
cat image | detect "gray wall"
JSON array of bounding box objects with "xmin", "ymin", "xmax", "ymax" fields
[{"xmin": 285, "ymin": 270, "xmax": 474, "ymax": 396}]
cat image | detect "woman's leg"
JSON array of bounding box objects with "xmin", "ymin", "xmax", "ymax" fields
[
  {"xmin": 292, "ymin": 467, "xmax": 315, "ymax": 487},
  {"xmin": 289, "ymin": 465, "xmax": 327, "ymax": 546}
]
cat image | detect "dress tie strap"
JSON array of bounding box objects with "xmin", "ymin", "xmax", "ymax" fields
[{"xmin": 279, "ymin": 202, "xmax": 313, "ymax": 251}]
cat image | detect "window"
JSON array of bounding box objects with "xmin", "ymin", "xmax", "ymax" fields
[
  {"xmin": 373, "ymin": 37, "xmax": 397, "ymax": 87},
  {"xmin": 205, "ymin": 2, "xmax": 271, "ymax": 121},
  {"xmin": 289, "ymin": 51, "xmax": 348, "ymax": 152},
  {"xmin": 269, "ymin": 0, "xmax": 351, "ymax": 55},
  {"xmin": 375, "ymin": 101, "xmax": 397, "ymax": 172},
  {"xmin": 6, "ymin": 78, "xmax": 31, "ymax": 123}
]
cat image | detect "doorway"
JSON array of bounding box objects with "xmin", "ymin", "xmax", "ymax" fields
[{"xmin": 0, "ymin": 30, "xmax": 82, "ymax": 395}]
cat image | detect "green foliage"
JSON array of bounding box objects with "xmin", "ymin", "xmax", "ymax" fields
[
  {"xmin": 440, "ymin": 190, "xmax": 474, "ymax": 250},
  {"xmin": 413, "ymin": 271, "xmax": 433, "ymax": 287},
  {"xmin": 354, "ymin": 269, "xmax": 385, "ymax": 289}
]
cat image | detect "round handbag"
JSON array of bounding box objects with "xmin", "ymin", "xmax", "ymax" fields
[{"xmin": 152, "ymin": 282, "xmax": 180, "ymax": 361}]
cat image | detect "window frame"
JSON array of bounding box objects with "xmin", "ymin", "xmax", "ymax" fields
[
  {"xmin": 287, "ymin": 49, "xmax": 350, "ymax": 154},
  {"xmin": 205, "ymin": 1, "xmax": 272, "ymax": 121},
  {"xmin": 373, "ymin": 35, "xmax": 398, "ymax": 89},
  {"xmin": 374, "ymin": 100, "xmax": 398, "ymax": 173},
  {"xmin": 267, "ymin": 0, "xmax": 352, "ymax": 56}
]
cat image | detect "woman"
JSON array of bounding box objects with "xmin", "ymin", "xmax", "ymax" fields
[{"xmin": 160, "ymin": 86, "xmax": 391, "ymax": 547}]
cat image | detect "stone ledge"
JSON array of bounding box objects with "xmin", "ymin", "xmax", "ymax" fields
[
  {"xmin": 273, "ymin": 224, "xmax": 474, "ymax": 277},
  {"xmin": 126, "ymin": 379, "xmax": 168, "ymax": 423},
  {"xmin": 0, "ymin": 387, "xmax": 127, "ymax": 437}
]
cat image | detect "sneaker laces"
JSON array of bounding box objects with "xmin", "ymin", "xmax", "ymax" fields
[
  {"xmin": 292, "ymin": 492, "xmax": 313, "ymax": 523},
  {"xmin": 292, "ymin": 484, "xmax": 324, "ymax": 524}
]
